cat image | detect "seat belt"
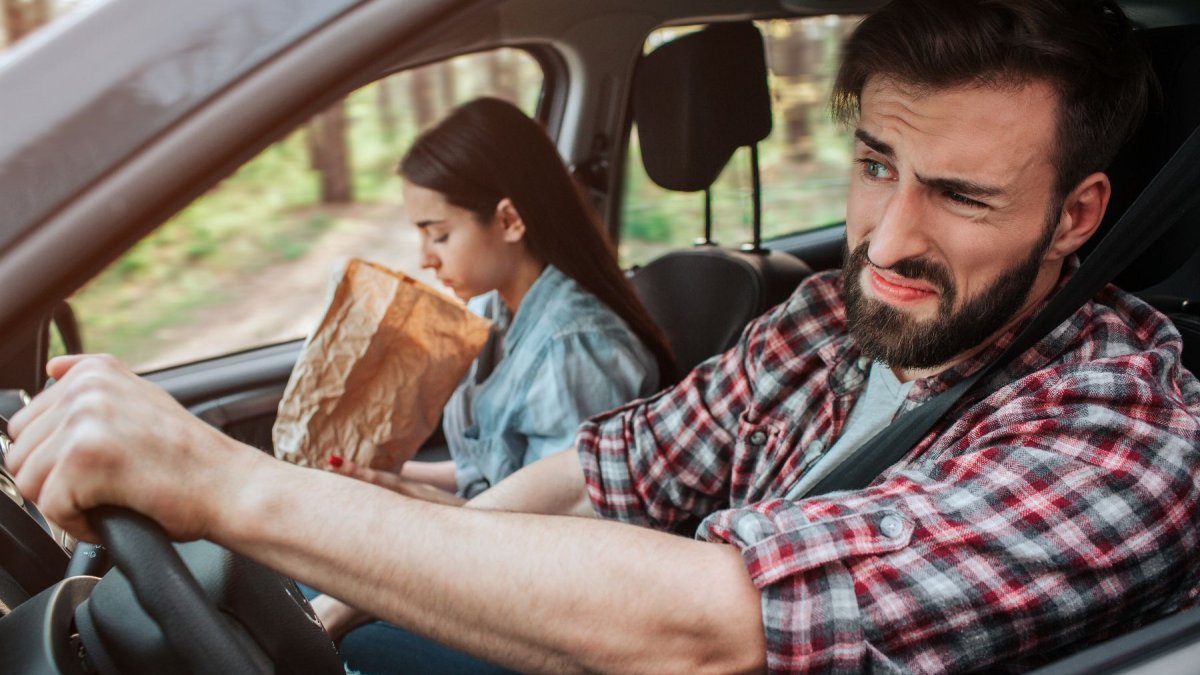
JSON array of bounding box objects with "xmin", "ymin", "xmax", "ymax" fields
[{"xmin": 806, "ymin": 122, "xmax": 1200, "ymax": 497}]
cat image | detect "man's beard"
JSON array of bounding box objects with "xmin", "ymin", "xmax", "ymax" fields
[{"xmin": 842, "ymin": 223, "xmax": 1057, "ymax": 370}]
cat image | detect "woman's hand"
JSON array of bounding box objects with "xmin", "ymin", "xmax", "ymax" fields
[
  {"xmin": 310, "ymin": 593, "xmax": 372, "ymax": 644},
  {"xmin": 328, "ymin": 456, "xmax": 408, "ymax": 491},
  {"xmin": 329, "ymin": 456, "xmax": 465, "ymax": 506}
]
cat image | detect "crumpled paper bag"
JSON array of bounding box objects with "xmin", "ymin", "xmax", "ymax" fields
[{"xmin": 273, "ymin": 258, "xmax": 491, "ymax": 470}]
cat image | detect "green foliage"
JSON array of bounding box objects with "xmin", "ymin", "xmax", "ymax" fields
[{"xmin": 623, "ymin": 209, "xmax": 673, "ymax": 243}]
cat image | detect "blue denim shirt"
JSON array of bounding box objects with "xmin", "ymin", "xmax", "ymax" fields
[{"xmin": 443, "ymin": 265, "xmax": 660, "ymax": 498}]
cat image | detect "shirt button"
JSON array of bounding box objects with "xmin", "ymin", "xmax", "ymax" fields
[
  {"xmin": 749, "ymin": 430, "xmax": 768, "ymax": 446},
  {"xmin": 879, "ymin": 514, "xmax": 905, "ymax": 539},
  {"xmin": 734, "ymin": 513, "xmax": 773, "ymax": 544}
]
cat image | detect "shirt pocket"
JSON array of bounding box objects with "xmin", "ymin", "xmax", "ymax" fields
[
  {"xmin": 733, "ymin": 408, "xmax": 807, "ymax": 498},
  {"xmin": 735, "ymin": 409, "xmax": 789, "ymax": 455}
]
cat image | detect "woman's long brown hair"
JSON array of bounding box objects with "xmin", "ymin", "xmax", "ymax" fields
[{"xmin": 399, "ymin": 97, "xmax": 677, "ymax": 383}]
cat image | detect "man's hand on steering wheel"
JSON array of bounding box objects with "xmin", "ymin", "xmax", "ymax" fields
[{"xmin": 5, "ymin": 354, "xmax": 269, "ymax": 545}]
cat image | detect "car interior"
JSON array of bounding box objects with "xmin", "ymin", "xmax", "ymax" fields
[{"xmin": 0, "ymin": 0, "xmax": 1197, "ymax": 672}]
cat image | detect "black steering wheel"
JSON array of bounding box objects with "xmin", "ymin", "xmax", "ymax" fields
[
  {"xmin": 70, "ymin": 506, "xmax": 343, "ymax": 674},
  {"xmin": 88, "ymin": 506, "xmax": 270, "ymax": 674}
]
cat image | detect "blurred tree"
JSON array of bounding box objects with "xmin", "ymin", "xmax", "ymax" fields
[
  {"xmin": 410, "ymin": 67, "xmax": 437, "ymax": 131},
  {"xmin": 377, "ymin": 77, "xmax": 398, "ymax": 143},
  {"xmin": 3, "ymin": 0, "xmax": 49, "ymax": 45},
  {"xmin": 307, "ymin": 100, "xmax": 354, "ymax": 203},
  {"xmin": 439, "ymin": 61, "xmax": 458, "ymax": 116},
  {"xmin": 765, "ymin": 20, "xmax": 819, "ymax": 160},
  {"xmin": 487, "ymin": 51, "xmax": 519, "ymax": 103}
]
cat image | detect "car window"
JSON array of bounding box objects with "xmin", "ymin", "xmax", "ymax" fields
[
  {"xmin": 67, "ymin": 48, "xmax": 544, "ymax": 372},
  {"xmin": 619, "ymin": 16, "xmax": 862, "ymax": 267}
]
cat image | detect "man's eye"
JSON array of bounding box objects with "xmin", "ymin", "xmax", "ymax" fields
[
  {"xmin": 946, "ymin": 192, "xmax": 986, "ymax": 209},
  {"xmin": 857, "ymin": 158, "xmax": 891, "ymax": 179}
]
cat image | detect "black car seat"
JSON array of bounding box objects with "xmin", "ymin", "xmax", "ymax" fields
[
  {"xmin": 1084, "ymin": 25, "xmax": 1200, "ymax": 372},
  {"xmin": 629, "ymin": 23, "xmax": 812, "ymax": 374}
]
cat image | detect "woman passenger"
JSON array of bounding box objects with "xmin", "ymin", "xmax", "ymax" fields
[
  {"xmin": 331, "ymin": 96, "xmax": 674, "ymax": 502},
  {"xmin": 313, "ymin": 98, "xmax": 674, "ymax": 673}
]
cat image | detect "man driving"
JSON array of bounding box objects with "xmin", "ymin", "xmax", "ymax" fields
[{"xmin": 9, "ymin": 0, "xmax": 1200, "ymax": 672}]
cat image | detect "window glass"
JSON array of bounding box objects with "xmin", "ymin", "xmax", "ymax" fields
[
  {"xmin": 69, "ymin": 48, "xmax": 544, "ymax": 372},
  {"xmin": 620, "ymin": 16, "xmax": 862, "ymax": 267}
]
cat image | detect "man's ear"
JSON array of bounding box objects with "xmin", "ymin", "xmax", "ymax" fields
[
  {"xmin": 495, "ymin": 198, "xmax": 527, "ymax": 243},
  {"xmin": 1045, "ymin": 172, "xmax": 1111, "ymax": 261}
]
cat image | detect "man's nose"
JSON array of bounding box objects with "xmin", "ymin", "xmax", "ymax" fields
[{"xmin": 867, "ymin": 184, "xmax": 933, "ymax": 270}]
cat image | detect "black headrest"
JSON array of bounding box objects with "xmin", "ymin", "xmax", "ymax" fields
[
  {"xmin": 633, "ymin": 23, "xmax": 772, "ymax": 192},
  {"xmin": 1092, "ymin": 25, "xmax": 1200, "ymax": 291},
  {"xmin": 631, "ymin": 248, "xmax": 811, "ymax": 373}
]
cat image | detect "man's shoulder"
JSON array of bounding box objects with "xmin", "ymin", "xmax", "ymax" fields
[
  {"xmin": 1003, "ymin": 283, "xmax": 1200, "ymax": 409},
  {"xmin": 1078, "ymin": 284, "xmax": 1186, "ymax": 360}
]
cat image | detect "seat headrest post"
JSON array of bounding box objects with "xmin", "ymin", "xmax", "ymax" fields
[
  {"xmin": 750, "ymin": 143, "xmax": 763, "ymax": 252},
  {"xmin": 702, "ymin": 189, "xmax": 714, "ymax": 245}
]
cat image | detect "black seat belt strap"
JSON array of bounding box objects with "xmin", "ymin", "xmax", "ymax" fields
[{"xmin": 806, "ymin": 121, "xmax": 1200, "ymax": 497}]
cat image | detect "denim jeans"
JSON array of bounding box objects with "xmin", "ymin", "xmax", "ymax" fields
[{"xmin": 299, "ymin": 583, "xmax": 519, "ymax": 675}]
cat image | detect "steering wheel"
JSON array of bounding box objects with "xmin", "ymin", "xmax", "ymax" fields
[
  {"xmin": 87, "ymin": 507, "xmax": 270, "ymax": 674},
  {"xmin": 72, "ymin": 507, "xmax": 343, "ymax": 675}
]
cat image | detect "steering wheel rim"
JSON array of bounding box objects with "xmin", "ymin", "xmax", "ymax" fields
[{"xmin": 89, "ymin": 505, "xmax": 269, "ymax": 675}]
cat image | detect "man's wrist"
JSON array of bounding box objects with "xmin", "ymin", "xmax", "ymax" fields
[{"xmin": 205, "ymin": 439, "xmax": 283, "ymax": 545}]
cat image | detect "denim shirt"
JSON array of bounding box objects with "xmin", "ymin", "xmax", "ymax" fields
[{"xmin": 443, "ymin": 265, "xmax": 660, "ymax": 498}]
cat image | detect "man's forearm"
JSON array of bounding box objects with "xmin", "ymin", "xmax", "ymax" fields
[
  {"xmin": 467, "ymin": 448, "xmax": 594, "ymax": 517},
  {"xmin": 223, "ymin": 457, "xmax": 764, "ymax": 674}
]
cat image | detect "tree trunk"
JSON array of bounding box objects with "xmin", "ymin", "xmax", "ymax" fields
[
  {"xmin": 438, "ymin": 61, "xmax": 458, "ymax": 116},
  {"xmin": 308, "ymin": 99, "xmax": 353, "ymax": 204},
  {"xmin": 488, "ymin": 51, "xmax": 519, "ymax": 103},
  {"xmin": 376, "ymin": 77, "xmax": 397, "ymax": 143},
  {"xmin": 3, "ymin": 0, "xmax": 49, "ymax": 46},
  {"xmin": 409, "ymin": 67, "xmax": 437, "ymax": 132}
]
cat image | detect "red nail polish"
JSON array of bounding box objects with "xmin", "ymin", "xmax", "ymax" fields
[{"xmin": 329, "ymin": 455, "xmax": 343, "ymax": 468}]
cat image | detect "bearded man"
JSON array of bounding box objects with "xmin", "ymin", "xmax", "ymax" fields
[{"xmin": 10, "ymin": 0, "xmax": 1200, "ymax": 672}]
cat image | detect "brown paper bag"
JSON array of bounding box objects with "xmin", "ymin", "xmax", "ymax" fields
[{"xmin": 273, "ymin": 258, "xmax": 491, "ymax": 470}]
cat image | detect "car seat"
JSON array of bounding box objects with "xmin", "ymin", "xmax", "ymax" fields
[
  {"xmin": 628, "ymin": 22, "xmax": 813, "ymax": 375},
  {"xmin": 1084, "ymin": 25, "xmax": 1200, "ymax": 372}
]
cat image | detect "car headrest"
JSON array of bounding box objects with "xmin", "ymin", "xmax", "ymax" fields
[
  {"xmin": 1090, "ymin": 24, "xmax": 1200, "ymax": 291},
  {"xmin": 631, "ymin": 248, "xmax": 811, "ymax": 373},
  {"xmin": 633, "ymin": 23, "xmax": 773, "ymax": 192}
]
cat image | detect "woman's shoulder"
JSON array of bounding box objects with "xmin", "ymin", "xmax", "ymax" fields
[{"xmin": 533, "ymin": 268, "xmax": 638, "ymax": 340}]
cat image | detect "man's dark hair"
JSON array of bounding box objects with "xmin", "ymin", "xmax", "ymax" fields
[{"xmin": 833, "ymin": 0, "xmax": 1155, "ymax": 201}]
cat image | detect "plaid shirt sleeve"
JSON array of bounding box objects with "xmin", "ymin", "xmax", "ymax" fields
[
  {"xmin": 575, "ymin": 313, "xmax": 762, "ymax": 531},
  {"xmin": 701, "ymin": 358, "xmax": 1200, "ymax": 672}
]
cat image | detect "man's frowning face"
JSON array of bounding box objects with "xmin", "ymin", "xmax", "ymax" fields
[{"xmin": 843, "ymin": 77, "xmax": 1067, "ymax": 371}]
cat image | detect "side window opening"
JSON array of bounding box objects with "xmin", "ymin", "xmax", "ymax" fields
[
  {"xmin": 68, "ymin": 48, "xmax": 546, "ymax": 372},
  {"xmin": 619, "ymin": 16, "xmax": 862, "ymax": 268}
]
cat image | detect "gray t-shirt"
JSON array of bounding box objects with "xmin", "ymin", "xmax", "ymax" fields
[{"xmin": 785, "ymin": 361, "xmax": 913, "ymax": 500}]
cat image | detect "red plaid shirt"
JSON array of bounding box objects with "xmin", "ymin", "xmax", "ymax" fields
[{"xmin": 577, "ymin": 270, "xmax": 1200, "ymax": 673}]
